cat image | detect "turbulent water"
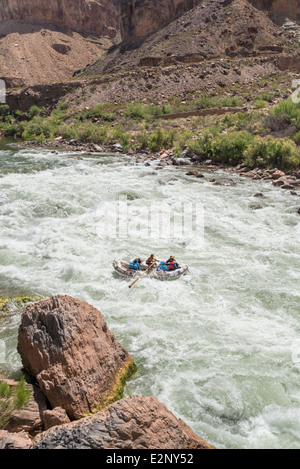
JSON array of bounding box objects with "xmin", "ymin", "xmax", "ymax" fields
[{"xmin": 0, "ymin": 142, "xmax": 299, "ymax": 449}]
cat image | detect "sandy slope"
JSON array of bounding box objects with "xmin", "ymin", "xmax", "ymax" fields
[{"xmin": 0, "ymin": 21, "xmax": 116, "ymax": 87}]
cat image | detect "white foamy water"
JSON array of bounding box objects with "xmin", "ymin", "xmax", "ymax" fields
[{"xmin": 0, "ymin": 143, "xmax": 299, "ymax": 449}]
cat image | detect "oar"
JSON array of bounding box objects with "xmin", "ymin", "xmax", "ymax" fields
[{"xmin": 129, "ymin": 263, "xmax": 155, "ymax": 289}]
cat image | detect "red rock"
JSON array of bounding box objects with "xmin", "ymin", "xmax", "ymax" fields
[
  {"xmin": 0, "ymin": 430, "xmax": 32, "ymax": 449},
  {"xmin": 273, "ymin": 177, "xmax": 287, "ymax": 186},
  {"xmin": 33, "ymin": 396, "xmax": 213, "ymax": 449},
  {"xmin": 43, "ymin": 407, "xmax": 71, "ymax": 430},
  {"xmin": 18, "ymin": 295, "xmax": 136, "ymax": 420},
  {"xmin": 272, "ymin": 170, "xmax": 286, "ymax": 180},
  {"xmin": 0, "ymin": 378, "xmax": 47, "ymax": 436}
]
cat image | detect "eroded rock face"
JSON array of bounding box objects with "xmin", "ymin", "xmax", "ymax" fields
[
  {"xmin": 120, "ymin": 0, "xmax": 204, "ymax": 39},
  {"xmin": 17, "ymin": 295, "xmax": 136, "ymax": 420},
  {"xmin": 33, "ymin": 396, "xmax": 213, "ymax": 449},
  {"xmin": 0, "ymin": 0, "xmax": 119, "ymax": 37},
  {"xmin": 250, "ymin": 0, "xmax": 300, "ymax": 23},
  {"xmin": 120, "ymin": 0, "xmax": 300, "ymax": 40}
]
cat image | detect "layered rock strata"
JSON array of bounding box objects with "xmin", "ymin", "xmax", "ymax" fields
[{"xmin": 0, "ymin": 0, "xmax": 119, "ymax": 37}]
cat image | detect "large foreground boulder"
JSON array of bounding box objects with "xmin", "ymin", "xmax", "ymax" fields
[
  {"xmin": 17, "ymin": 295, "xmax": 136, "ymax": 420},
  {"xmin": 33, "ymin": 396, "xmax": 213, "ymax": 449}
]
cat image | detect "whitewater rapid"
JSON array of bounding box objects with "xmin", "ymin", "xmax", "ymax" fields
[{"xmin": 0, "ymin": 143, "xmax": 299, "ymax": 449}]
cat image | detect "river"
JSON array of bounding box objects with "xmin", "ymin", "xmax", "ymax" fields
[{"xmin": 0, "ymin": 142, "xmax": 299, "ymax": 449}]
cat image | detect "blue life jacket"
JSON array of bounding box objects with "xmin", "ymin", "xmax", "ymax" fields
[
  {"xmin": 129, "ymin": 261, "xmax": 140, "ymax": 270},
  {"xmin": 158, "ymin": 261, "xmax": 168, "ymax": 272}
]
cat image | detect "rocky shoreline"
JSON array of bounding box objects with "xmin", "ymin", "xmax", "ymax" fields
[
  {"xmin": 19, "ymin": 139, "xmax": 300, "ymax": 200},
  {"xmin": 0, "ymin": 295, "xmax": 214, "ymax": 449}
]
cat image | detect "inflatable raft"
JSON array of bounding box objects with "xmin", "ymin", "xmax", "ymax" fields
[{"xmin": 113, "ymin": 260, "xmax": 188, "ymax": 281}]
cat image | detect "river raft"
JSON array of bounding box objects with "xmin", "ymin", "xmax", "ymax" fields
[{"xmin": 113, "ymin": 260, "xmax": 189, "ymax": 280}]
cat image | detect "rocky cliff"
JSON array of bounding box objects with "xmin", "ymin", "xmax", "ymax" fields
[
  {"xmin": 120, "ymin": 0, "xmax": 204, "ymax": 39},
  {"xmin": 0, "ymin": 0, "xmax": 121, "ymax": 86},
  {"xmin": 0, "ymin": 0, "xmax": 119, "ymax": 37},
  {"xmin": 250, "ymin": 0, "xmax": 300, "ymax": 23},
  {"xmin": 120, "ymin": 0, "xmax": 300, "ymax": 40}
]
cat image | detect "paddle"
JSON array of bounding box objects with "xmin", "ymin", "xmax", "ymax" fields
[{"xmin": 129, "ymin": 262, "xmax": 155, "ymax": 289}]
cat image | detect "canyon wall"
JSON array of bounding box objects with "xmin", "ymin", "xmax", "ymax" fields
[
  {"xmin": 250, "ymin": 0, "xmax": 300, "ymax": 23},
  {"xmin": 120, "ymin": 0, "xmax": 204, "ymax": 40},
  {"xmin": 0, "ymin": 0, "xmax": 119, "ymax": 37},
  {"xmin": 120, "ymin": 0, "xmax": 300, "ymax": 40}
]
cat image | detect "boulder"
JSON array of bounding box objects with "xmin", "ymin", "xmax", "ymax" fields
[
  {"xmin": 0, "ymin": 430, "xmax": 32, "ymax": 449},
  {"xmin": 186, "ymin": 170, "xmax": 205, "ymax": 178},
  {"xmin": 272, "ymin": 170, "xmax": 286, "ymax": 180},
  {"xmin": 213, "ymin": 178, "xmax": 236, "ymax": 186},
  {"xmin": 33, "ymin": 396, "xmax": 213, "ymax": 449},
  {"xmin": 17, "ymin": 295, "xmax": 136, "ymax": 420},
  {"xmin": 186, "ymin": 170, "xmax": 199, "ymax": 176},
  {"xmin": 3, "ymin": 380, "xmax": 47, "ymax": 435},
  {"xmin": 43, "ymin": 407, "xmax": 71, "ymax": 430},
  {"xmin": 273, "ymin": 178, "xmax": 287, "ymax": 187}
]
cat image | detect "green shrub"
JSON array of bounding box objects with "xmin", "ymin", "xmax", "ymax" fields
[
  {"xmin": 77, "ymin": 103, "xmax": 117, "ymax": 122},
  {"xmin": 0, "ymin": 376, "xmax": 31, "ymax": 428},
  {"xmin": 57, "ymin": 123, "xmax": 79, "ymax": 140},
  {"xmin": 148, "ymin": 128, "xmax": 176, "ymax": 152},
  {"xmin": 20, "ymin": 108, "xmax": 70, "ymax": 141},
  {"xmin": 76, "ymin": 122, "xmax": 109, "ymax": 144},
  {"xmin": 110, "ymin": 125, "xmax": 131, "ymax": 151},
  {"xmin": 294, "ymin": 131, "xmax": 300, "ymax": 145},
  {"xmin": 192, "ymin": 94, "xmax": 242, "ymax": 111},
  {"xmin": 27, "ymin": 105, "xmax": 43, "ymax": 120},
  {"xmin": 218, "ymin": 96, "xmax": 243, "ymax": 108},
  {"xmin": 1, "ymin": 122, "xmax": 24, "ymax": 137},
  {"xmin": 244, "ymin": 136, "xmax": 300, "ymax": 170},
  {"xmin": 59, "ymin": 102, "xmax": 69, "ymax": 110},
  {"xmin": 0, "ymin": 105, "xmax": 12, "ymax": 122},
  {"xmin": 273, "ymin": 98, "xmax": 300, "ymax": 131},
  {"xmin": 212, "ymin": 131, "xmax": 254, "ymax": 165},
  {"xmin": 221, "ymin": 111, "xmax": 264, "ymax": 134},
  {"xmin": 253, "ymin": 99, "xmax": 268, "ymax": 109},
  {"xmin": 125, "ymin": 103, "xmax": 146, "ymax": 120}
]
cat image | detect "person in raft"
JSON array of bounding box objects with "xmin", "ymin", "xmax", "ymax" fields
[
  {"xmin": 157, "ymin": 256, "xmax": 179, "ymax": 272},
  {"xmin": 146, "ymin": 254, "xmax": 159, "ymax": 266},
  {"xmin": 166, "ymin": 256, "xmax": 179, "ymax": 271},
  {"xmin": 129, "ymin": 258, "xmax": 142, "ymax": 270}
]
